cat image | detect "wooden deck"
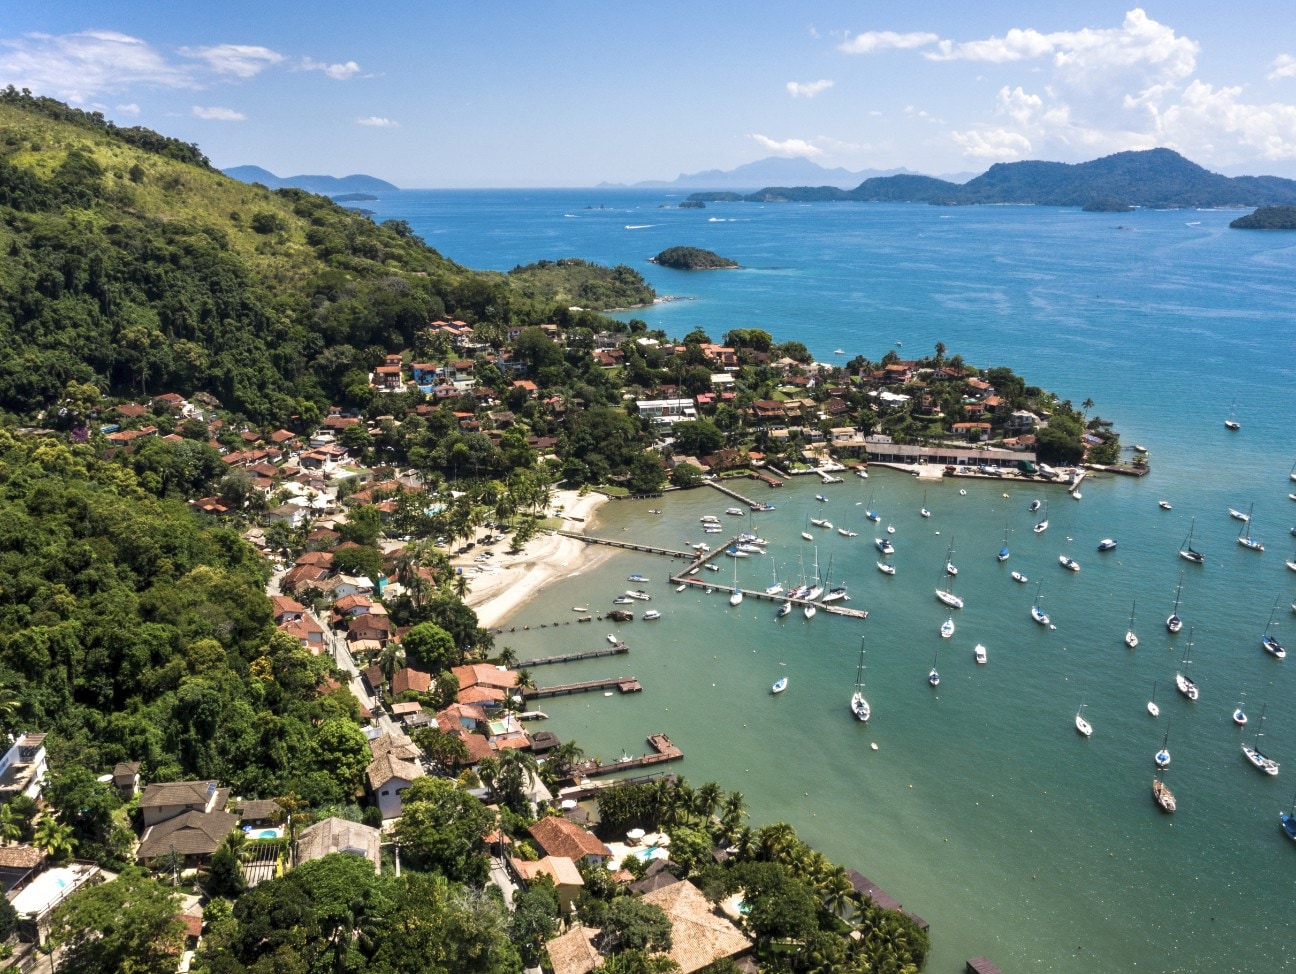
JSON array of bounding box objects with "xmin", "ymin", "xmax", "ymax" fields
[
  {"xmin": 525, "ymin": 677, "xmax": 641, "ymax": 699},
  {"xmin": 966, "ymin": 957, "xmax": 1004, "ymax": 974},
  {"xmin": 572, "ymin": 733, "xmax": 684, "ymax": 779},
  {"xmin": 524, "ymin": 644, "xmax": 629, "ymax": 667}
]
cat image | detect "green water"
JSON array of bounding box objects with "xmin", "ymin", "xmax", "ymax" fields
[{"xmin": 499, "ymin": 473, "xmax": 1296, "ymax": 973}]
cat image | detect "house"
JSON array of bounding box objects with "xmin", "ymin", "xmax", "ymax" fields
[
  {"xmin": 366, "ymin": 731, "xmax": 425, "ymax": 820},
  {"xmin": 235, "ymin": 799, "xmax": 284, "ymax": 826},
  {"xmin": 279, "ymin": 614, "xmax": 327, "ymax": 654},
  {"xmin": 270, "ymin": 595, "xmax": 307, "ymax": 624},
  {"xmin": 545, "ymin": 925, "xmax": 602, "ymax": 974},
  {"xmin": 512, "ymin": 855, "xmax": 584, "ymax": 913},
  {"xmin": 452, "ymin": 664, "xmax": 519, "ymax": 709},
  {"xmin": 265, "ymin": 502, "xmax": 310, "ymax": 529},
  {"xmin": 111, "ymin": 761, "xmax": 141, "ymax": 798},
  {"xmin": 635, "ymin": 399, "xmax": 697, "ymax": 425},
  {"xmin": 139, "ymin": 780, "xmax": 230, "ymax": 827},
  {"xmin": 136, "ymin": 807, "xmax": 241, "ymax": 867},
  {"xmin": 0, "ymin": 733, "xmax": 47, "ymax": 802},
  {"xmin": 295, "ymin": 816, "xmax": 382, "ymax": 873},
  {"xmin": 641, "ymin": 880, "xmax": 752, "ymax": 973},
  {"xmin": 528, "ymin": 817, "xmax": 611, "ymax": 866},
  {"xmin": 390, "ymin": 666, "xmax": 432, "ymax": 696}
]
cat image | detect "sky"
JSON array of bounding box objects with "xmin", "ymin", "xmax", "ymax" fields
[{"xmin": 4, "ymin": 2, "xmax": 1296, "ymax": 187}]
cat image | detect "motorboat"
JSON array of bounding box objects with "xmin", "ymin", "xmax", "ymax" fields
[
  {"xmin": 1097, "ymin": 539, "xmax": 1118, "ymax": 552},
  {"xmin": 612, "ymin": 596, "xmax": 634, "ymax": 605},
  {"xmin": 974, "ymin": 644, "xmax": 987, "ymax": 664},
  {"xmin": 642, "ymin": 610, "xmax": 661, "ymax": 621},
  {"xmin": 676, "ymin": 583, "xmax": 687, "ymax": 592},
  {"xmin": 771, "ymin": 677, "xmax": 788, "ymax": 694},
  {"xmin": 624, "ymin": 590, "xmax": 652, "ymax": 601},
  {"xmin": 726, "ymin": 507, "xmax": 744, "ymax": 516},
  {"xmin": 607, "ymin": 634, "xmax": 619, "ymax": 645},
  {"xmin": 1159, "ymin": 500, "xmax": 1172, "ymax": 510},
  {"xmin": 875, "ymin": 537, "xmax": 895, "ymax": 555},
  {"xmin": 1059, "ymin": 555, "xmax": 1081, "ymax": 572},
  {"xmin": 1229, "ymin": 507, "xmax": 1250, "ymax": 522},
  {"xmin": 801, "ymin": 531, "xmax": 814, "ymax": 541},
  {"xmin": 940, "ymin": 615, "xmax": 955, "ymax": 638},
  {"xmin": 1011, "ymin": 571, "xmax": 1028, "ymax": 583},
  {"xmin": 877, "ymin": 561, "xmax": 896, "ymax": 575},
  {"xmin": 837, "ymin": 528, "xmax": 858, "ymax": 537},
  {"xmin": 627, "ymin": 574, "xmax": 650, "ymax": 582},
  {"xmin": 776, "ymin": 601, "xmax": 792, "ymax": 618}
]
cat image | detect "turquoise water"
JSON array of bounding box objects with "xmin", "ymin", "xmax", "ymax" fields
[{"xmin": 359, "ymin": 190, "xmax": 1296, "ymax": 973}]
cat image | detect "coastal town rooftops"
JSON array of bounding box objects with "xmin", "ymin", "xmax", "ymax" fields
[
  {"xmin": 137, "ymin": 808, "xmax": 241, "ymax": 861},
  {"xmin": 296, "ymin": 816, "xmax": 381, "ymax": 872},
  {"xmin": 641, "ymin": 880, "xmax": 752, "ymax": 973},
  {"xmin": 452, "ymin": 664, "xmax": 519, "ymax": 691},
  {"xmin": 528, "ymin": 816, "xmax": 612, "ymax": 861},
  {"xmin": 545, "ymin": 924, "xmax": 601, "ymax": 974},
  {"xmin": 513, "ymin": 854, "xmax": 584, "ymax": 888},
  {"xmin": 139, "ymin": 779, "xmax": 227, "ymax": 813}
]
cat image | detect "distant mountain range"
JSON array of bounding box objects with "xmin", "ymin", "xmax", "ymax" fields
[
  {"xmin": 222, "ymin": 166, "xmax": 399, "ymax": 195},
  {"xmin": 685, "ymin": 149, "xmax": 1296, "ymax": 209},
  {"xmin": 602, "ymin": 156, "xmax": 972, "ymax": 191}
]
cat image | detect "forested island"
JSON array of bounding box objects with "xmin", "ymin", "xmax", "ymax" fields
[
  {"xmin": 688, "ymin": 148, "xmax": 1296, "ymax": 209},
  {"xmin": 649, "ymin": 246, "xmax": 740, "ymax": 270},
  {"xmin": 1229, "ymin": 205, "xmax": 1296, "ymax": 229},
  {"xmin": 0, "ymin": 87, "xmax": 1127, "ymax": 973}
]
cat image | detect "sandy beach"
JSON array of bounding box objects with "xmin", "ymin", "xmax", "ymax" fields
[{"xmin": 463, "ymin": 488, "xmax": 614, "ymax": 630}]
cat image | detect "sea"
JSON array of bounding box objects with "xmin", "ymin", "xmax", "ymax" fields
[{"xmin": 354, "ymin": 189, "xmax": 1296, "ymax": 973}]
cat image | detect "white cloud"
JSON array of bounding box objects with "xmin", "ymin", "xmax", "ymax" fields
[
  {"xmin": 750, "ymin": 134, "xmax": 822, "ymax": 157},
  {"xmin": 191, "ymin": 105, "xmax": 246, "ymax": 121},
  {"xmin": 301, "ymin": 57, "xmax": 361, "ymax": 80},
  {"xmin": 787, "ymin": 79, "xmax": 833, "ymax": 98},
  {"xmin": 1158, "ymin": 80, "xmax": 1296, "ymax": 161},
  {"xmin": 951, "ymin": 127, "xmax": 1034, "ymax": 161},
  {"xmin": 838, "ymin": 31, "xmax": 939, "ymax": 55},
  {"xmin": 356, "ymin": 116, "xmax": 398, "ymax": 127},
  {"xmin": 1270, "ymin": 54, "xmax": 1296, "ymax": 82},
  {"xmin": 0, "ymin": 30, "xmax": 193, "ymax": 101},
  {"xmin": 116, "ymin": 103, "xmax": 140, "ymax": 116},
  {"xmin": 179, "ymin": 43, "xmax": 285, "ymax": 78}
]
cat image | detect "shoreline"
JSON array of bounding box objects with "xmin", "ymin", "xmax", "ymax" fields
[{"xmin": 463, "ymin": 488, "xmax": 614, "ymax": 631}]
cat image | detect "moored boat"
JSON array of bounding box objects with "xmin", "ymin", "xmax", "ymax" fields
[
  {"xmin": 1166, "ymin": 574, "xmax": 1184, "ymax": 633},
  {"xmin": 875, "ymin": 537, "xmax": 895, "ymax": 555},
  {"xmin": 1262, "ymin": 601, "xmax": 1287, "ymax": 659},
  {"xmin": 1236, "ymin": 503, "xmax": 1263, "ymax": 551},
  {"xmin": 1175, "ymin": 627, "xmax": 1199, "ymax": 700},
  {"xmin": 1098, "ymin": 538, "xmax": 1118, "ymax": 552},
  {"xmin": 1125, "ymin": 600, "xmax": 1139, "ymax": 649},
  {"xmin": 1155, "ymin": 729, "xmax": 1171, "ymax": 768},
  {"xmin": 1075, "ymin": 703, "xmax": 1092, "ymax": 737},
  {"xmin": 1153, "ymin": 776, "xmax": 1176, "ymax": 813},
  {"xmin": 771, "ymin": 676, "xmax": 788, "ymax": 694},
  {"xmin": 974, "ymin": 643, "xmax": 987, "ymax": 664},
  {"xmin": 642, "ymin": 610, "xmax": 661, "ymax": 620},
  {"xmin": 1159, "ymin": 500, "xmax": 1172, "ymax": 510},
  {"xmin": 940, "ymin": 615, "xmax": 955, "ymax": 638},
  {"xmin": 1059, "ymin": 554, "xmax": 1081, "ymax": 572},
  {"xmin": 627, "ymin": 574, "xmax": 650, "ymax": 583},
  {"xmin": 1179, "ymin": 517, "xmax": 1204, "ymax": 565},
  {"xmin": 1242, "ymin": 704, "xmax": 1280, "ymax": 775},
  {"xmin": 877, "ymin": 561, "xmax": 896, "ymax": 575},
  {"xmin": 850, "ymin": 637, "xmax": 870, "ymax": 721}
]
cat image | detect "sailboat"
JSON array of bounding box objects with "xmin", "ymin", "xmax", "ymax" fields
[
  {"xmin": 928, "ymin": 647, "xmax": 940, "ymax": 687},
  {"xmin": 1033, "ymin": 500, "xmax": 1049, "ymax": 534},
  {"xmin": 801, "ymin": 513, "xmax": 814, "ymax": 542},
  {"xmin": 1125, "ymin": 601, "xmax": 1139, "ymax": 649},
  {"xmin": 920, "ymin": 491, "xmax": 931, "ymax": 519},
  {"xmin": 1153, "ymin": 773, "xmax": 1176, "ymax": 813},
  {"xmin": 765, "ymin": 558, "xmax": 783, "ymax": 596},
  {"xmin": 821, "ymin": 553, "xmax": 849, "ymax": 603},
  {"xmin": 1241, "ymin": 703, "xmax": 1280, "ymax": 775},
  {"xmin": 1237, "ymin": 502, "xmax": 1263, "ymax": 551},
  {"xmin": 935, "ymin": 556, "xmax": 964, "ymax": 609},
  {"xmin": 945, "ymin": 542, "xmax": 958, "ymax": 576},
  {"xmin": 864, "ymin": 490, "xmax": 881, "ymax": 523},
  {"xmin": 1075, "ymin": 702, "xmax": 1093, "ymax": 737},
  {"xmin": 850, "ymin": 637, "xmax": 870, "ymax": 721},
  {"xmin": 1262, "ymin": 601, "xmax": 1287, "ymax": 659},
  {"xmin": 728, "ymin": 560, "xmax": 743, "ymax": 607},
  {"xmin": 1030, "ymin": 582, "xmax": 1050, "ymax": 626},
  {"xmin": 1166, "ymin": 574, "xmax": 1184, "ymax": 633},
  {"xmin": 997, "ymin": 524, "xmax": 1010, "ymax": 562},
  {"xmin": 1155, "ymin": 728, "xmax": 1171, "ymax": 768},
  {"xmin": 1175, "ymin": 628, "xmax": 1199, "ymax": 700},
  {"xmin": 804, "ymin": 548, "xmax": 823, "ymax": 618},
  {"xmin": 940, "ymin": 614, "xmax": 955, "ymax": 638},
  {"xmin": 1148, "ymin": 681, "xmax": 1160, "ymax": 717},
  {"xmin": 1179, "ymin": 516, "xmax": 1205, "ymax": 565},
  {"xmin": 1233, "ymin": 693, "xmax": 1248, "ymax": 726},
  {"xmin": 1224, "ymin": 396, "xmax": 1241, "ymax": 430}
]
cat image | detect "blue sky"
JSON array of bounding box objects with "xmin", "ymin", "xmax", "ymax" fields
[{"xmin": 4, "ymin": 2, "xmax": 1296, "ymax": 187}]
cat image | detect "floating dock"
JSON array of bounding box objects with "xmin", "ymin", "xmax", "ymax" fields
[{"xmin": 525, "ymin": 677, "xmax": 642, "ymax": 699}]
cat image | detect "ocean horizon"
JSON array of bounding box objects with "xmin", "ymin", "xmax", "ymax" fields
[{"xmin": 353, "ymin": 189, "xmax": 1296, "ymax": 973}]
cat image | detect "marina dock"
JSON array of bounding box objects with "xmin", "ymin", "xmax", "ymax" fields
[
  {"xmin": 572, "ymin": 733, "xmax": 684, "ymax": 779},
  {"xmin": 523, "ymin": 643, "xmax": 629, "ymax": 667},
  {"xmin": 705, "ymin": 479, "xmax": 765, "ymax": 510},
  {"xmin": 556, "ymin": 531, "xmax": 695, "ymax": 560},
  {"xmin": 525, "ymin": 676, "xmax": 642, "ymax": 699}
]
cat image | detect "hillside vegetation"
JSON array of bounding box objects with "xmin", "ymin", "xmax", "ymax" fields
[{"xmin": 0, "ymin": 89, "xmax": 651, "ymax": 424}]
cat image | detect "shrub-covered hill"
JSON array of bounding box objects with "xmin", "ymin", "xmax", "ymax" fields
[{"xmin": 0, "ymin": 89, "xmax": 651, "ymax": 423}]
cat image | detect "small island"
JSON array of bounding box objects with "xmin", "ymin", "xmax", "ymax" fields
[
  {"xmin": 1229, "ymin": 205, "xmax": 1296, "ymax": 229},
  {"xmin": 332, "ymin": 192, "xmax": 379, "ymax": 202},
  {"xmin": 649, "ymin": 245, "xmax": 739, "ymax": 270},
  {"xmin": 1082, "ymin": 197, "xmax": 1134, "ymax": 213}
]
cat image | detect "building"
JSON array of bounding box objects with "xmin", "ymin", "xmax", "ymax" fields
[
  {"xmin": 512, "ymin": 855, "xmax": 584, "ymax": 913},
  {"xmin": 0, "ymin": 733, "xmax": 47, "ymax": 803},
  {"xmin": 641, "ymin": 880, "xmax": 752, "ymax": 973},
  {"xmin": 528, "ymin": 817, "xmax": 612, "ymax": 866},
  {"xmin": 295, "ymin": 816, "xmax": 382, "ymax": 873},
  {"xmin": 635, "ymin": 399, "xmax": 697, "ymax": 425},
  {"xmin": 366, "ymin": 731, "xmax": 424, "ymax": 820},
  {"xmin": 138, "ymin": 779, "xmax": 230, "ymax": 827}
]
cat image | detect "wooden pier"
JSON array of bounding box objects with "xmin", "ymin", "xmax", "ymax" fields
[
  {"xmin": 965, "ymin": 958, "xmax": 1004, "ymax": 974},
  {"xmin": 705, "ymin": 479, "xmax": 765, "ymax": 510},
  {"xmin": 572, "ymin": 733, "xmax": 684, "ymax": 779},
  {"xmin": 524, "ymin": 644, "xmax": 629, "ymax": 667},
  {"xmin": 525, "ymin": 676, "xmax": 642, "ymax": 699},
  {"xmin": 671, "ymin": 571, "xmax": 869, "ymax": 620},
  {"xmin": 557, "ymin": 531, "xmax": 695, "ymax": 560},
  {"xmin": 747, "ymin": 470, "xmax": 783, "ymax": 487}
]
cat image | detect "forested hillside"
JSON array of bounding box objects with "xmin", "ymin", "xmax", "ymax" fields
[{"xmin": 0, "ymin": 89, "xmax": 651, "ymax": 425}]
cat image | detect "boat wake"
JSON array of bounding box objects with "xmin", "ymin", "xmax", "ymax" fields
[{"xmin": 624, "ymin": 224, "xmax": 657, "ymax": 230}]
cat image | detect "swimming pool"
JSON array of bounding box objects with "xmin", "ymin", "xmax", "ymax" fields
[
  {"xmin": 631, "ymin": 844, "xmax": 669, "ymax": 862},
  {"xmin": 243, "ymin": 826, "xmax": 283, "ymax": 840}
]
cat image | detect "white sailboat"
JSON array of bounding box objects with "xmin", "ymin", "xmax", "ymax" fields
[
  {"xmin": 1224, "ymin": 396, "xmax": 1241, "ymax": 430},
  {"xmin": 1179, "ymin": 516, "xmax": 1204, "ymax": 565},
  {"xmin": 1262, "ymin": 601, "xmax": 1287, "ymax": 659},
  {"xmin": 865, "ymin": 490, "xmax": 881, "ymax": 523},
  {"xmin": 1237, "ymin": 502, "xmax": 1263, "ymax": 551},
  {"xmin": 1148, "ymin": 680, "xmax": 1160, "ymax": 717},
  {"xmin": 928, "ymin": 646, "xmax": 940, "ymax": 687},
  {"xmin": 1030, "ymin": 582, "xmax": 1050, "ymax": 626},
  {"xmin": 764, "ymin": 558, "xmax": 783, "ymax": 596},
  {"xmin": 1033, "ymin": 500, "xmax": 1049, "ymax": 534},
  {"xmin": 1075, "ymin": 702, "xmax": 1093, "ymax": 737},
  {"xmin": 1175, "ymin": 627, "xmax": 1199, "ymax": 700},
  {"xmin": 1242, "ymin": 703, "xmax": 1280, "ymax": 775},
  {"xmin": 728, "ymin": 559, "xmax": 743, "ymax": 607},
  {"xmin": 1125, "ymin": 600, "xmax": 1139, "ymax": 649},
  {"xmin": 1166, "ymin": 574, "xmax": 1184, "ymax": 633},
  {"xmin": 1155, "ymin": 728, "xmax": 1171, "ymax": 768},
  {"xmin": 850, "ymin": 637, "xmax": 870, "ymax": 721},
  {"xmin": 997, "ymin": 524, "xmax": 1010, "ymax": 562},
  {"xmin": 877, "ymin": 561, "xmax": 896, "ymax": 575},
  {"xmin": 940, "ymin": 615, "xmax": 955, "ymax": 638},
  {"xmin": 920, "ymin": 491, "xmax": 932, "ymax": 518}
]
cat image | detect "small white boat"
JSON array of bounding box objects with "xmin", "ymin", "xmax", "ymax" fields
[
  {"xmin": 703, "ymin": 526, "xmax": 723, "ymax": 534},
  {"xmin": 1159, "ymin": 500, "xmax": 1172, "ymax": 510},
  {"xmin": 1059, "ymin": 555, "xmax": 1081, "ymax": 572},
  {"xmin": 676, "ymin": 583, "xmax": 687, "ymax": 592},
  {"xmin": 706, "ymin": 563, "xmax": 720, "ymax": 571},
  {"xmin": 1011, "ymin": 571, "xmax": 1028, "ymax": 583},
  {"xmin": 875, "ymin": 538, "xmax": 895, "ymax": 555},
  {"xmin": 1125, "ymin": 601, "xmax": 1139, "ymax": 649},
  {"xmin": 607, "ymin": 634, "xmax": 618, "ymax": 645},
  {"xmin": 726, "ymin": 507, "xmax": 744, "ymax": 516},
  {"xmin": 777, "ymin": 601, "xmax": 792, "ymax": 618},
  {"xmin": 1242, "ymin": 705, "xmax": 1279, "ymax": 775},
  {"xmin": 1148, "ymin": 681, "xmax": 1160, "ymax": 717},
  {"xmin": 1028, "ymin": 499, "xmax": 1041, "ymax": 513},
  {"xmin": 959, "ymin": 489, "xmax": 967, "ymax": 496},
  {"xmin": 974, "ymin": 644, "xmax": 987, "ymax": 664},
  {"xmin": 1075, "ymin": 704, "xmax": 1093, "ymax": 737},
  {"xmin": 940, "ymin": 615, "xmax": 955, "ymax": 638},
  {"xmin": 625, "ymin": 590, "xmax": 652, "ymax": 601},
  {"xmin": 801, "ymin": 531, "xmax": 814, "ymax": 541},
  {"xmin": 1134, "ymin": 444, "xmax": 1148, "ymax": 453},
  {"xmin": 1233, "ymin": 696, "xmax": 1248, "ymax": 726},
  {"xmin": 771, "ymin": 677, "xmax": 788, "ymax": 694},
  {"xmin": 628, "ymin": 574, "xmax": 650, "ymax": 583},
  {"xmin": 886, "ymin": 524, "xmax": 896, "ymax": 534},
  {"xmin": 1155, "ymin": 730, "xmax": 1171, "ymax": 768},
  {"xmin": 612, "ymin": 595, "xmax": 634, "ymax": 604},
  {"xmin": 833, "ymin": 348, "xmax": 845, "ymax": 355},
  {"xmin": 877, "ymin": 561, "xmax": 896, "ymax": 575},
  {"xmin": 803, "ymin": 602, "xmax": 817, "ymax": 619},
  {"xmin": 572, "ymin": 606, "xmax": 588, "ymax": 613},
  {"xmin": 1031, "ymin": 584, "xmax": 1050, "ymax": 626},
  {"xmin": 935, "ymin": 587, "xmax": 964, "ymax": 609},
  {"xmin": 1097, "ymin": 539, "xmax": 1118, "ymax": 552},
  {"xmin": 704, "ymin": 587, "xmax": 713, "ymax": 595},
  {"xmin": 642, "ymin": 610, "xmax": 661, "ymax": 620},
  {"xmin": 837, "ymin": 528, "xmax": 858, "ymax": 537},
  {"xmin": 1229, "ymin": 507, "xmax": 1250, "ymax": 522},
  {"xmin": 1071, "ymin": 490, "xmax": 1082, "ymax": 501},
  {"xmin": 700, "ymin": 515, "xmax": 720, "ymax": 524},
  {"xmin": 729, "ymin": 589, "xmax": 743, "ymax": 606},
  {"xmin": 855, "ymin": 467, "xmax": 869, "ymax": 479}
]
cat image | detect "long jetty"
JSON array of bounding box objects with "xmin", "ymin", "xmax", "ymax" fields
[
  {"xmin": 524, "ymin": 643, "xmax": 629, "ymax": 667},
  {"xmin": 556, "ymin": 531, "xmax": 695, "ymax": 560},
  {"xmin": 525, "ymin": 676, "xmax": 642, "ymax": 699},
  {"xmin": 572, "ymin": 733, "xmax": 683, "ymax": 779},
  {"xmin": 705, "ymin": 479, "xmax": 765, "ymax": 510}
]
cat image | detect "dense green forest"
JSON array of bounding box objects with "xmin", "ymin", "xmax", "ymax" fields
[
  {"xmin": 0, "ymin": 89, "xmax": 652, "ymax": 425},
  {"xmin": 1229, "ymin": 205, "xmax": 1296, "ymax": 229},
  {"xmin": 649, "ymin": 246, "xmax": 740, "ymax": 270}
]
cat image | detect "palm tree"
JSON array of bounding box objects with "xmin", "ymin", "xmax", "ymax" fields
[
  {"xmin": 755, "ymin": 821, "xmax": 798, "ymax": 864},
  {"xmin": 494, "ymin": 748, "xmax": 540, "ymax": 813},
  {"xmin": 718, "ymin": 791, "xmax": 747, "ymax": 841},
  {"xmin": 453, "ymin": 573, "xmax": 471, "ymax": 599},
  {"xmin": 33, "ymin": 816, "xmax": 75, "ymax": 864},
  {"xmin": 377, "ymin": 643, "xmax": 406, "ymax": 686},
  {"xmin": 476, "ymin": 755, "xmax": 500, "ymax": 797},
  {"xmin": 820, "ymin": 867, "xmax": 857, "ymax": 918},
  {"xmin": 0, "ymin": 803, "xmax": 22, "ymax": 845},
  {"xmin": 694, "ymin": 781, "xmax": 723, "ymax": 824},
  {"xmin": 548, "ymin": 740, "xmax": 586, "ymax": 779}
]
